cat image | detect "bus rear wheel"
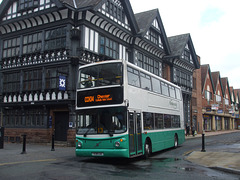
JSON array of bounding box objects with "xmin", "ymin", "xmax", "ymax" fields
[{"xmin": 144, "ymin": 140, "xmax": 151, "ymax": 159}]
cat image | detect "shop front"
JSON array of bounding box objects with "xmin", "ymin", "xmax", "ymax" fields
[
  {"xmin": 215, "ymin": 116, "xmax": 222, "ymax": 130},
  {"xmin": 203, "ymin": 114, "xmax": 212, "ymax": 131}
]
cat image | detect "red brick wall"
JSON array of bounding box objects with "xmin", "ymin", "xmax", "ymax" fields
[
  {"xmin": 4, "ymin": 128, "xmax": 51, "ymax": 143},
  {"xmin": 67, "ymin": 129, "xmax": 76, "ymax": 146},
  {"xmin": 191, "ymin": 57, "xmax": 203, "ymax": 133},
  {"xmin": 163, "ymin": 64, "xmax": 171, "ymax": 81},
  {"xmin": 215, "ymin": 79, "xmax": 224, "ymax": 110},
  {"xmin": 4, "ymin": 128, "xmax": 76, "ymax": 146},
  {"xmin": 202, "ymin": 72, "xmax": 215, "ymax": 108}
]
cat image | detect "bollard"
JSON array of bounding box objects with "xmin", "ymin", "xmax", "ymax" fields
[
  {"xmin": 21, "ymin": 134, "xmax": 27, "ymax": 154},
  {"xmin": 201, "ymin": 131, "xmax": 206, "ymax": 152},
  {"xmin": 51, "ymin": 134, "xmax": 55, "ymax": 151}
]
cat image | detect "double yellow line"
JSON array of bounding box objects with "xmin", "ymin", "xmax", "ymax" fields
[{"xmin": 0, "ymin": 159, "xmax": 57, "ymax": 166}]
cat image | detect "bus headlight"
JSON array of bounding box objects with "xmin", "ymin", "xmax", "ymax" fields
[
  {"xmin": 115, "ymin": 141, "xmax": 120, "ymax": 147},
  {"xmin": 76, "ymin": 140, "xmax": 82, "ymax": 148}
]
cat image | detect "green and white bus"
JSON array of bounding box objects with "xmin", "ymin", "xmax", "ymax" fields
[{"xmin": 75, "ymin": 60, "xmax": 185, "ymax": 158}]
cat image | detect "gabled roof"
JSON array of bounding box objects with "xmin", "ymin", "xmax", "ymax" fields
[
  {"xmin": 134, "ymin": 9, "xmax": 171, "ymax": 54},
  {"xmin": 0, "ymin": 0, "xmax": 139, "ymax": 34},
  {"xmin": 135, "ymin": 9, "xmax": 157, "ymax": 35},
  {"xmin": 234, "ymin": 89, "xmax": 240, "ymax": 104},
  {"xmin": 201, "ymin": 64, "xmax": 215, "ymax": 94},
  {"xmin": 167, "ymin": 33, "xmax": 200, "ymax": 69},
  {"xmin": 230, "ymin": 86, "xmax": 235, "ymax": 103},
  {"xmin": 65, "ymin": 0, "xmax": 139, "ymax": 34},
  {"xmin": 221, "ymin": 77, "xmax": 232, "ymax": 103},
  {"xmin": 211, "ymin": 71, "xmax": 223, "ymax": 95}
]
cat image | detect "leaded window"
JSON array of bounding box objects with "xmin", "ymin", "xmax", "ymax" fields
[
  {"xmin": 144, "ymin": 57, "xmax": 154, "ymax": 74},
  {"xmin": 23, "ymin": 69, "xmax": 42, "ymax": 91},
  {"xmin": 18, "ymin": 0, "xmax": 39, "ymax": 11},
  {"xmin": 149, "ymin": 29, "xmax": 158, "ymax": 45},
  {"xmin": 3, "ymin": 73, "xmax": 20, "ymax": 93},
  {"xmin": 45, "ymin": 27, "xmax": 67, "ymax": 50},
  {"xmin": 23, "ymin": 32, "xmax": 42, "ymax": 54},
  {"xmin": 46, "ymin": 66, "xmax": 68, "ymax": 89},
  {"xmin": 154, "ymin": 61, "xmax": 159, "ymax": 76},
  {"xmin": 145, "ymin": 28, "xmax": 163, "ymax": 48},
  {"xmin": 137, "ymin": 52, "xmax": 160, "ymax": 76},
  {"xmin": 3, "ymin": 37, "xmax": 20, "ymax": 58},
  {"xmin": 138, "ymin": 52, "xmax": 144, "ymax": 68},
  {"xmin": 182, "ymin": 44, "xmax": 193, "ymax": 64},
  {"xmin": 100, "ymin": 36, "xmax": 119, "ymax": 59},
  {"xmin": 105, "ymin": 0, "xmax": 125, "ymax": 22},
  {"xmin": 175, "ymin": 69, "xmax": 192, "ymax": 88}
]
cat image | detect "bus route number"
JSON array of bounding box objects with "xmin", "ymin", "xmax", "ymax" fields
[{"xmin": 85, "ymin": 96, "xmax": 94, "ymax": 103}]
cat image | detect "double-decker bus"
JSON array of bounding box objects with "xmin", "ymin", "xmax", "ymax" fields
[{"xmin": 75, "ymin": 60, "xmax": 185, "ymax": 158}]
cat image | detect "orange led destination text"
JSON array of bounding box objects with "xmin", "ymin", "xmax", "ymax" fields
[{"xmin": 84, "ymin": 94, "xmax": 112, "ymax": 103}]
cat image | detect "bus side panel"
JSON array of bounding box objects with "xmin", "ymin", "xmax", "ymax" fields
[
  {"xmin": 142, "ymin": 129, "xmax": 185, "ymax": 153},
  {"xmin": 177, "ymin": 129, "xmax": 185, "ymax": 145}
]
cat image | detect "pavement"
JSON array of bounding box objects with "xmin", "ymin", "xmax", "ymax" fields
[
  {"xmin": 185, "ymin": 129, "xmax": 240, "ymax": 175},
  {"xmin": 0, "ymin": 130, "xmax": 239, "ymax": 175}
]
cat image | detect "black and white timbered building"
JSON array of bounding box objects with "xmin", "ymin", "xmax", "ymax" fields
[{"xmin": 0, "ymin": 0, "xmax": 199, "ymax": 144}]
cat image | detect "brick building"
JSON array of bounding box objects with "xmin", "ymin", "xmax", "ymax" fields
[
  {"xmin": 191, "ymin": 56, "xmax": 202, "ymax": 133},
  {"xmin": 200, "ymin": 64, "xmax": 238, "ymax": 132}
]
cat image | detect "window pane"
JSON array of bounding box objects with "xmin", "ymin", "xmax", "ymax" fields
[
  {"xmin": 164, "ymin": 114, "xmax": 171, "ymax": 128},
  {"xmin": 127, "ymin": 67, "xmax": 140, "ymax": 87},
  {"xmin": 169, "ymin": 86, "xmax": 176, "ymax": 98},
  {"xmin": 161, "ymin": 82, "xmax": 169, "ymax": 96},
  {"xmin": 143, "ymin": 112, "xmax": 154, "ymax": 130},
  {"xmin": 155, "ymin": 113, "xmax": 163, "ymax": 129},
  {"xmin": 140, "ymin": 72, "xmax": 152, "ymax": 91},
  {"xmin": 152, "ymin": 77, "xmax": 161, "ymax": 93}
]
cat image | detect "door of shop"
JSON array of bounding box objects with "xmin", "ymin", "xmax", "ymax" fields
[{"xmin": 55, "ymin": 112, "xmax": 69, "ymax": 141}]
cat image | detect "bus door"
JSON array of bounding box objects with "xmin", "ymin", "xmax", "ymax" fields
[{"xmin": 129, "ymin": 111, "xmax": 143, "ymax": 156}]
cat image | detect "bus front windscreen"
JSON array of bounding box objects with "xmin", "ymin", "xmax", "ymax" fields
[
  {"xmin": 76, "ymin": 107, "xmax": 127, "ymax": 136},
  {"xmin": 78, "ymin": 62, "xmax": 123, "ymax": 89}
]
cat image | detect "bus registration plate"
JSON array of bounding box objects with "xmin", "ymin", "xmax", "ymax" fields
[{"xmin": 92, "ymin": 152, "xmax": 104, "ymax": 156}]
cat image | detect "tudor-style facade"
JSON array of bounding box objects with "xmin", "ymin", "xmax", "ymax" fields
[
  {"xmin": 0, "ymin": 0, "xmax": 200, "ymax": 144},
  {"xmin": 167, "ymin": 34, "xmax": 200, "ymax": 126}
]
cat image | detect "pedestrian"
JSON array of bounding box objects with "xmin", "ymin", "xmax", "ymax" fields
[
  {"xmin": 192, "ymin": 124, "xmax": 196, "ymax": 137},
  {"xmin": 186, "ymin": 123, "xmax": 190, "ymax": 136}
]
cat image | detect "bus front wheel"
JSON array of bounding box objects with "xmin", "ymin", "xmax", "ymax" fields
[
  {"xmin": 144, "ymin": 140, "xmax": 151, "ymax": 158},
  {"xmin": 174, "ymin": 135, "xmax": 178, "ymax": 148}
]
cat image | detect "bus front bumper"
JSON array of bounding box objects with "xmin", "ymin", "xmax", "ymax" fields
[{"xmin": 76, "ymin": 148, "xmax": 129, "ymax": 158}]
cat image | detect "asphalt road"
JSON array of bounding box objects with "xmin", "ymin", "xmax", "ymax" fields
[{"xmin": 0, "ymin": 132, "xmax": 240, "ymax": 180}]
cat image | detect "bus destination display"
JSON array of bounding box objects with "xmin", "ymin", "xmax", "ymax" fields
[{"xmin": 77, "ymin": 87, "xmax": 123, "ymax": 107}]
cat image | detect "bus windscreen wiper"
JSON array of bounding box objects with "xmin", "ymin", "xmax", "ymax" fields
[{"xmin": 84, "ymin": 128, "xmax": 92, "ymax": 137}]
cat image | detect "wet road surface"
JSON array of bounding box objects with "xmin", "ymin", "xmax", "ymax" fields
[{"xmin": 0, "ymin": 131, "xmax": 240, "ymax": 180}]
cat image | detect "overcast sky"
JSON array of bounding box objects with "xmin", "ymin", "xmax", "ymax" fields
[
  {"xmin": 130, "ymin": 0, "xmax": 240, "ymax": 89},
  {"xmin": 0, "ymin": 0, "xmax": 239, "ymax": 88}
]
